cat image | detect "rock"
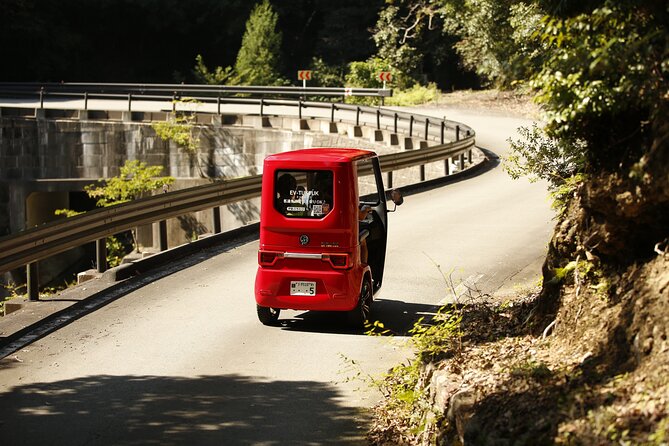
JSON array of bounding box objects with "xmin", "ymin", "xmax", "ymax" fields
[
  {"xmin": 447, "ymin": 389, "xmax": 476, "ymax": 444},
  {"xmin": 430, "ymin": 369, "xmax": 461, "ymax": 414}
]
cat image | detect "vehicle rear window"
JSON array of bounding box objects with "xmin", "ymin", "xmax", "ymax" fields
[{"xmin": 275, "ymin": 170, "xmax": 333, "ymax": 218}]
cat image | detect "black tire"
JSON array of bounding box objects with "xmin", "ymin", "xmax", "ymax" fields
[
  {"xmin": 347, "ymin": 278, "xmax": 372, "ymax": 328},
  {"xmin": 257, "ymin": 305, "xmax": 280, "ymax": 325}
]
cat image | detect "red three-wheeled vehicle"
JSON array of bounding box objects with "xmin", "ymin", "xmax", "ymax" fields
[{"xmin": 254, "ymin": 148, "xmax": 403, "ymax": 326}]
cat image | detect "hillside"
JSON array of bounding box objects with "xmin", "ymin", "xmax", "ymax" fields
[{"xmin": 368, "ymin": 91, "xmax": 669, "ymax": 445}]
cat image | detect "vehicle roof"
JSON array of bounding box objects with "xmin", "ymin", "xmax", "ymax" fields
[{"xmin": 264, "ymin": 148, "xmax": 376, "ymax": 164}]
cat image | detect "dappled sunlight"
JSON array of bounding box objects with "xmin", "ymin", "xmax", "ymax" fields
[{"xmin": 0, "ymin": 374, "xmax": 366, "ymax": 445}]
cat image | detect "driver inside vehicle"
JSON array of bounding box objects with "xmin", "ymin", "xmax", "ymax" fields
[
  {"xmin": 276, "ymin": 172, "xmax": 297, "ymax": 213},
  {"xmin": 359, "ymin": 204, "xmax": 372, "ymax": 264}
]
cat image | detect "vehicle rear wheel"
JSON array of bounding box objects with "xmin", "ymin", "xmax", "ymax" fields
[
  {"xmin": 347, "ymin": 278, "xmax": 372, "ymax": 328},
  {"xmin": 257, "ymin": 305, "xmax": 280, "ymax": 325}
]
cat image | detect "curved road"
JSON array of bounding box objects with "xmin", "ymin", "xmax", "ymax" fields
[{"xmin": 0, "ymin": 108, "xmax": 554, "ymax": 445}]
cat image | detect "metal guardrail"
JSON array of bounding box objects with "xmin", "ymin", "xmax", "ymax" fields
[
  {"xmin": 0, "ymin": 82, "xmax": 392, "ymax": 100},
  {"xmin": 0, "ymin": 175, "xmax": 262, "ymax": 273},
  {"xmin": 0, "ymin": 138, "xmax": 474, "ymax": 274},
  {"xmin": 0, "ymin": 84, "xmax": 476, "ymax": 299}
]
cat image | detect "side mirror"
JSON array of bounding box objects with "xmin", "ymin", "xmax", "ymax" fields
[
  {"xmin": 387, "ymin": 189, "xmax": 404, "ymax": 212},
  {"xmin": 390, "ymin": 189, "xmax": 404, "ymax": 206}
]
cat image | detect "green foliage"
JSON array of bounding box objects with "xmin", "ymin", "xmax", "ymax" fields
[
  {"xmin": 385, "ymin": 83, "xmax": 440, "ymax": 106},
  {"xmin": 1, "ymin": 282, "xmax": 25, "ymax": 314},
  {"xmin": 193, "ymin": 54, "xmax": 234, "ymax": 85},
  {"xmin": 344, "ymin": 57, "xmax": 418, "ymax": 105},
  {"xmin": 54, "ymin": 208, "xmax": 82, "ymax": 218},
  {"xmin": 410, "ymin": 307, "xmax": 463, "ymax": 363},
  {"xmin": 505, "ymin": 124, "xmax": 585, "ymax": 187},
  {"xmin": 234, "ymin": 0, "xmax": 286, "ymax": 86},
  {"xmin": 375, "ymin": 0, "xmax": 545, "ymax": 88},
  {"xmin": 152, "ymin": 100, "xmax": 201, "ymax": 155},
  {"xmin": 449, "ymin": 0, "xmax": 545, "ymax": 87},
  {"xmin": 529, "ymin": 3, "xmax": 668, "ymax": 168},
  {"xmin": 549, "ymin": 173, "xmax": 586, "ymax": 213},
  {"xmin": 369, "ymin": 305, "xmax": 463, "ymax": 438},
  {"xmin": 548, "ymin": 258, "xmax": 609, "ymax": 299},
  {"xmin": 505, "ymin": 123, "xmax": 587, "ymax": 211},
  {"xmin": 649, "ymin": 418, "xmax": 668, "ymax": 446},
  {"xmin": 308, "ymin": 57, "xmax": 346, "ymax": 88},
  {"xmin": 345, "ymin": 58, "xmax": 393, "ymax": 89},
  {"xmin": 55, "ymin": 160, "xmax": 174, "ymax": 261},
  {"xmin": 372, "ymin": 4, "xmax": 426, "ymax": 88},
  {"xmin": 105, "ymin": 235, "xmax": 125, "ymax": 268},
  {"xmin": 508, "ymin": 1, "xmax": 667, "ymax": 209},
  {"xmin": 84, "ymin": 160, "xmax": 174, "ymax": 208}
]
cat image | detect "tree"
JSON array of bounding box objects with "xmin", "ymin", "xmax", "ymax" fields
[
  {"xmin": 507, "ymin": 2, "xmax": 668, "ymax": 185},
  {"xmin": 441, "ymin": 0, "xmax": 545, "ymax": 87},
  {"xmin": 371, "ymin": 0, "xmax": 545, "ymax": 88},
  {"xmin": 234, "ymin": 0, "xmax": 286, "ymax": 86},
  {"xmin": 56, "ymin": 160, "xmax": 175, "ymax": 265}
]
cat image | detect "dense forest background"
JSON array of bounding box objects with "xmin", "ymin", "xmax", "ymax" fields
[{"xmin": 0, "ymin": 0, "xmax": 476, "ymax": 88}]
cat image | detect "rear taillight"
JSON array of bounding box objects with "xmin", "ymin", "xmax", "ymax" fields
[
  {"xmin": 323, "ymin": 253, "xmax": 350, "ymax": 269},
  {"xmin": 258, "ymin": 250, "xmax": 283, "ymax": 266}
]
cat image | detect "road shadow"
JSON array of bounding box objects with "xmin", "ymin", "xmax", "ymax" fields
[
  {"xmin": 278, "ymin": 298, "xmax": 443, "ymax": 336},
  {"xmin": 0, "ymin": 374, "xmax": 366, "ymax": 445}
]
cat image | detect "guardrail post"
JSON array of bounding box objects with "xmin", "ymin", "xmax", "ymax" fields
[
  {"xmin": 376, "ymin": 110, "xmax": 381, "ymax": 130},
  {"xmin": 217, "ymin": 95, "xmax": 221, "ymax": 115},
  {"xmin": 298, "ymin": 100, "xmax": 303, "ymax": 120},
  {"xmin": 394, "ymin": 113, "xmax": 398, "ymax": 134},
  {"xmin": 445, "ymin": 158, "xmax": 450, "ymax": 175},
  {"xmin": 460, "ymin": 153, "xmax": 466, "ymax": 171},
  {"xmin": 356, "ymin": 107, "xmax": 361, "ymax": 127},
  {"xmin": 387, "ymin": 171, "xmax": 393, "ymax": 188},
  {"xmin": 27, "ymin": 262, "xmax": 39, "ymax": 301},
  {"xmin": 172, "ymin": 94, "xmax": 177, "ymax": 113},
  {"xmin": 260, "ymin": 98, "xmax": 265, "ymax": 117},
  {"xmin": 409, "ymin": 116, "xmax": 414, "ymax": 137},
  {"xmin": 456, "ymin": 125, "xmax": 460, "ymax": 141},
  {"xmin": 84, "ymin": 92, "xmax": 88, "ymax": 110},
  {"xmin": 39, "ymin": 87, "xmax": 45, "ymax": 109},
  {"xmin": 159, "ymin": 220, "xmax": 168, "ymax": 251},
  {"xmin": 213, "ymin": 207, "xmax": 222, "ymax": 234},
  {"xmin": 330, "ymin": 103, "xmax": 335, "ymax": 123},
  {"xmin": 424, "ymin": 118, "xmax": 429, "ymax": 141},
  {"xmin": 441, "ymin": 121, "xmax": 445, "ymax": 144},
  {"xmin": 96, "ymin": 239, "xmax": 107, "ymax": 273},
  {"xmin": 128, "ymin": 94, "xmax": 132, "ymax": 111}
]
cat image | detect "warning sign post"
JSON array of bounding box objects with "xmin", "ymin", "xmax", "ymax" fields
[{"xmin": 297, "ymin": 70, "xmax": 312, "ymax": 88}]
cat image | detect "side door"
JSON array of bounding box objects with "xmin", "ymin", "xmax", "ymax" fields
[{"xmin": 356, "ymin": 157, "xmax": 388, "ymax": 292}]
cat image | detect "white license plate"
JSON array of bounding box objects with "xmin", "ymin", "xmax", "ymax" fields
[{"xmin": 290, "ymin": 281, "xmax": 316, "ymax": 296}]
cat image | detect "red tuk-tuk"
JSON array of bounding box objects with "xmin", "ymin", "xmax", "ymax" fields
[{"xmin": 254, "ymin": 148, "xmax": 403, "ymax": 326}]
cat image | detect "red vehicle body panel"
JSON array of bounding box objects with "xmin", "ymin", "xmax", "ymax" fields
[{"xmin": 254, "ymin": 148, "xmax": 377, "ymax": 312}]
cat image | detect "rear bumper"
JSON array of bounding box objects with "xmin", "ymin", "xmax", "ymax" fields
[{"xmin": 255, "ymin": 266, "xmax": 368, "ymax": 311}]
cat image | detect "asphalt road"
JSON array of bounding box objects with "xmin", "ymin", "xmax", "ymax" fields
[{"xmin": 0, "ymin": 107, "xmax": 554, "ymax": 445}]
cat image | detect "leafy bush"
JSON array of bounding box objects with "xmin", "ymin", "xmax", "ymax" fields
[
  {"xmin": 505, "ymin": 123, "xmax": 587, "ymax": 211},
  {"xmin": 84, "ymin": 160, "xmax": 174, "ymax": 207},
  {"xmin": 530, "ymin": 4, "xmax": 667, "ymax": 169},
  {"xmin": 308, "ymin": 57, "xmax": 346, "ymax": 88},
  {"xmin": 386, "ymin": 83, "xmax": 440, "ymax": 106}
]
